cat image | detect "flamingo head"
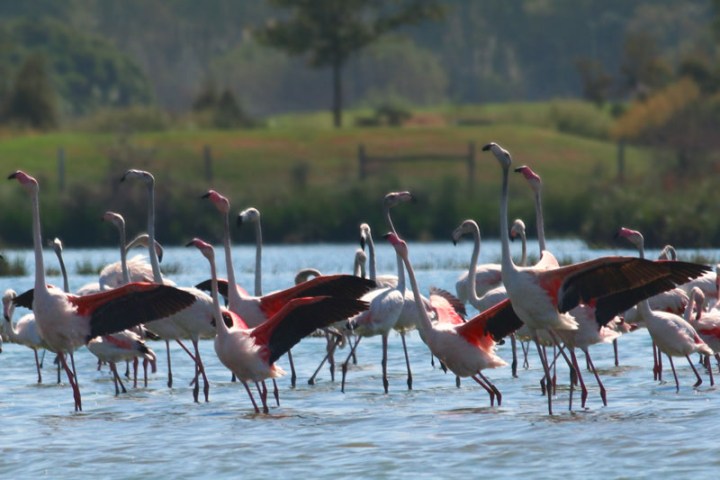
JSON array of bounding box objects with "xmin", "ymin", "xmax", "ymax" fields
[
  {"xmin": 658, "ymin": 244, "xmax": 677, "ymax": 261},
  {"xmin": 384, "ymin": 231, "xmax": 408, "ymax": 257},
  {"xmin": 8, "ymin": 170, "xmax": 38, "ymax": 193},
  {"xmin": 510, "ymin": 218, "xmax": 526, "ymax": 242},
  {"xmin": 186, "ymin": 237, "xmax": 214, "ymax": 262},
  {"xmin": 2, "ymin": 288, "xmax": 16, "ymax": 321},
  {"xmin": 126, "ymin": 233, "xmax": 164, "ymax": 263},
  {"xmin": 294, "ymin": 268, "xmax": 323, "ymax": 285},
  {"xmin": 615, "ymin": 227, "xmax": 644, "ymax": 251},
  {"xmin": 359, "ymin": 223, "xmax": 372, "ymax": 250},
  {"xmin": 237, "ymin": 207, "xmax": 260, "ymax": 227},
  {"xmin": 50, "ymin": 237, "xmax": 63, "ymax": 255},
  {"xmin": 120, "ymin": 169, "xmax": 154, "ymax": 185},
  {"xmin": 102, "ymin": 211, "xmax": 125, "ymax": 230},
  {"xmin": 383, "ymin": 191, "xmax": 415, "ymax": 209},
  {"xmin": 482, "ymin": 142, "xmax": 512, "ymax": 169},
  {"xmin": 514, "ymin": 165, "xmax": 542, "ymax": 191},
  {"xmin": 451, "ymin": 219, "xmax": 479, "ymax": 246},
  {"xmin": 201, "ymin": 189, "xmax": 230, "ymax": 214}
]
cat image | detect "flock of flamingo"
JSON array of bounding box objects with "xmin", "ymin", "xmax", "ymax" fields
[{"xmin": 2, "ymin": 141, "xmax": 717, "ymax": 416}]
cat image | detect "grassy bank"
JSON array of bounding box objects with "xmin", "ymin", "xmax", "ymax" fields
[{"xmin": 0, "ymin": 101, "xmax": 699, "ymax": 249}]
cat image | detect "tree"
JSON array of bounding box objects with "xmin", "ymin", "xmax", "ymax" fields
[
  {"xmin": 256, "ymin": 0, "xmax": 445, "ymax": 127},
  {"xmin": 1, "ymin": 53, "xmax": 58, "ymax": 129}
]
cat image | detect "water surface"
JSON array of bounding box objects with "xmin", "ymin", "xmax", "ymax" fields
[{"xmin": 1, "ymin": 241, "xmax": 718, "ymax": 479}]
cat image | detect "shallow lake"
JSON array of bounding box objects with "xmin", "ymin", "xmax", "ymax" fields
[{"xmin": 1, "ymin": 240, "xmax": 719, "ymax": 479}]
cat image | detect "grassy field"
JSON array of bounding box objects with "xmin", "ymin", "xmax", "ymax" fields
[{"xmin": 0, "ymin": 101, "xmax": 667, "ymax": 249}]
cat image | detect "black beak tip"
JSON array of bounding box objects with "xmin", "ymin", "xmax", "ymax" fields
[
  {"xmin": 236, "ymin": 215, "xmax": 244, "ymax": 227},
  {"xmin": 481, "ymin": 143, "xmax": 493, "ymax": 151},
  {"xmin": 201, "ymin": 192, "xmax": 211, "ymax": 199}
]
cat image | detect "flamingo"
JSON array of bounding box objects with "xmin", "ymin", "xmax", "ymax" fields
[
  {"xmin": 237, "ymin": 205, "xmax": 298, "ymax": 389},
  {"xmin": 121, "ymin": 169, "xmax": 219, "ymax": 403},
  {"xmin": 9, "ymin": 170, "xmax": 196, "ymax": 412},
  {"xmin": 685, "ymin": 287, "xmax": 720, "ymax": 385},
  {"xmin": 87, "ymin": 330, "xmax": 157, "ymax": 395},
  {"xmin": 187, "ymin": 238, "xmax": 371, "ymax": 413},
  {"xmin": 3, "ymin": 289, "xmax": 48, "ymax": 383},
  {"xmin": 386, "ymin": 232, "xmax": 507, "ymax": 406},
  {"xmin": 616, "ymin": 227, "xmax": 689, "ymax": 379},
  {"xmin": 482, "ymin": 142, "xmax": 711, "ymax": 414}
]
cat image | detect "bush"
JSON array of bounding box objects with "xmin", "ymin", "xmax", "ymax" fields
[
  {"xmin": 71, "ymin": 106, "xmax": 170, "ymax": 133},
  {"xmin": 548, "ymin": 100, "xmax": 612, "ymax": 140}
]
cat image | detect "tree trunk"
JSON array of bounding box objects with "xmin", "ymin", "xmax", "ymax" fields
[{"xmin": 332, "ymin": 60, "xmax": 343, "ymax": 128}]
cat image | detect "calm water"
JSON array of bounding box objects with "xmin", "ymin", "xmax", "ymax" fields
[{"xmin": 1, "ymin": 240, "xmax": 719, "ymax": 479}]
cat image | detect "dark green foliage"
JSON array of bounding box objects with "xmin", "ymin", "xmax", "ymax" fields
[
  {"xmin": 0, "ymin": 18, "xmax": 153, "ymax": 117},
  {"xmin": 1, "ymin": 53, "xmax": 58, "ymax": 129}
]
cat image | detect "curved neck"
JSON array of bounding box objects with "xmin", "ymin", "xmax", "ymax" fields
[
  {"xmin": 354, "ymin": 254, "xmax": 366, "ymax": 278},
  {"xmin": 534, "ymin": 190, "xmax": 547, "ymax": 253},
  {"xmin": 499, "ymin": 166, "xmax": 516, "ymax": 273},
  {"xmin": 208, "ymin": 253, "xmax": 230, "ymax": 337},
  {"xmin": 145, "ymin": 180, "xmax": 162, "ymax": 283},
  {"xmin": 384, "ymin": 207, "xmax": 396, "ymax": 235},
  {"xmin": 5, "ymin": 317, "xmax": 20, "ymax": 340},
  {"xmin": 30, "ymin": 188, "xmax": 47, "ymax": 293},
  {"xmin": 54, "ymin": 248, "xmax": 69, "ymax": 293},
  {"xmin": 253, "ymin": 220, "xmax": 263, "ymax": 296},
  {"xmin": 467, "ymin": 224, "xmax": 481, "ymax": 302}
]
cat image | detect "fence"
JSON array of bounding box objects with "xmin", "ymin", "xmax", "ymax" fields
[{"xmin": 357, "ymin": 142, "xmax": 477, "ymax": 194}]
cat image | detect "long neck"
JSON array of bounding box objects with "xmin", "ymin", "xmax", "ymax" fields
[
  {"xmin": 30, "ymin": 188, "xmax": 47, "ymax": 293},
  {"xmin": 534, "ymin": 190, "xmax": 547, "ymax": 253},
  {"xmin": 467, "ymin": 225, "xmax": 481, "ymax": 302},
  {"xmin": 222, "ymin": 210, "xmax": 243, "ymax": 310},
  {"xmin": 499, "ymin": 166, "xmax": 515, "ymax": 273},
  {"xmin": 5, "ymin": 312, "xmax": 19, "ymax": 339},
  {"xmin": 119, "ymin": 224, "xmax": 130, "ymax": 285},
  {"xmin": 208, "ymin": 253, "xmax": 230, "ymax": 337},
  {"xmin": 146, "ymin": 181, "xmax": 162, "ymax": 283},
  {"xmin": 367, "ymin": 233, "xmax": 377, "ymax": 281},
  {"xmin": 518, "ymin": 230, "xmax": 527, "ymax": 266},
  {"xmin": 55, "ymin": 249, "xmax": 69, "ymax": 293},
  {"xmin": 384, "ymin": 207, "xmax": 396, "ymax": 235},
  {"xmin": 253, "ymin": 220, "xmax": 263, "ymax": 296},
  {"xmin": 399, "ymin": 251, "xmax": 432, "ymax": 337}
]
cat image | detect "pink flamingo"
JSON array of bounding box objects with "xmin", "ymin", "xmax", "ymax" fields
[
  {"xmin": 386, "ymin": 232, "xmax": 507, "ymax": 406},
  {"xmin": 87, "ymin": 330, "xmax": 157, "ymax": 395},
  {"xmin": 3, "ymin": 289, "xmax": 48, "ymax": 383},
  {"xmin": 9, "ymin": 170, "xmax": 196, "ymax": 412},
  {"xmin": 483, "ymin": 142, "xmax": 710, "ymax": 414},
  {"xmin": 187, "ymin": 238, "xmax": 371, "ymax": 413}
]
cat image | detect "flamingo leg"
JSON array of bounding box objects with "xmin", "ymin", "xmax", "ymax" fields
[
  {"xmin": 400, "ymin": 332, "xmax": 412, "ymax": 390},
  {"xmin": 477, "ymin": 371, "xmax": 502, "ymax": 406},
  {"xmin": 381, "ymin": 333, "xmax": 389, "ymax": 393},
  {"xmin": 110, "ymin": 362, "xmax": 127, "ymax": 395},
  {"xmin": 33, "ymin": 349, "xmax": 42, "ymax": 384},
  {"xmin": 256, "ymin": 381, "xmax": 269, "ymax": 414},
  {"xmin": 132, "ymin": 358, "xmax": 139, "ymax": 388},
  {"xmin": 341, "ymin": 336, "xmax": 363, "ymax": 393},
  {"xmin": 308, "ymin": 335, "xmax": 340, "ymax": 385},
  {"xmin": 532, "ymin": 331, "xmax": 554, "ymax": 415},
  {"xmin": 521, "ymin": 340, "xmax": 530, "ymax": 369},
  {"xmin": 686, "ymin": 354, "xmax": 703, "ymax": 388},
  {"xmin": 241, "ymin": 380, "xmax": 260, "ymax": 413},
  {"xmin": 286, "ymin": 349, "xmax": 297, "ymax": 388},
  {"xmin": 192, "ymin": 339, "xmax": 210, "ymax": 402},
  {"xmin": 584, "ymin": 349, "xmax": 608, "ymax": 406},
  {"xmin": 613, "ymin": 338, "xmax": 620, "ymax": 367},
  {"xmin": 704, "ymin": 356, "xmax": 714, "ymax": 387},
  {"xmin": 568, "ymin": 348, "xmax": 587, "ymax": 410},
  {"xmin": 271, "ymin": 380, "xmax": 280, "ymax": 406},
  {"xmin": 666, "ymin": 354, "xmax": 679, "ymax": 392},
  {"xmin": 471, "ymin": 374, "xmax": 496, "ymax": 406},
  {"xmin": 165, "ymin": 340, "xmax": 173, "ymax": 388},
  {"xmin": 510, "ymin": 334, "xmax": 518, "ymax": 378},
  {"xmin": 58, "ymin": 353, "xmax": 82, "ymax": 412}
]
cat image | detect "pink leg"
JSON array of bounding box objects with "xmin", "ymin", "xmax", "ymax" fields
[
  {"xmin": 471, "ymin": 374, "xmax": 496, "ymax": 406},
  {"xmin": 33, "ymin": 349, "xmax": 42, "ymax": 384},
  {"xmin": 477, "ymin": 371, "xmax": 502, "ymax": 406},
  {"xmin": 341, "ymin": 336, "xmax": 363, "ymax": 393},
  {"xmin": 584, "ymin": 349, "xmax": 607, "ymax": 406},
  {"xmin": 686, "ymin": 354, "xmax": 703, "ymax": 388},
  {"xmin": 59, "ymin": 353, "xmax": 82, "ymax": 412},
  {"xmin": 667, "ymin": 355, "xmax": 679, "ymax": 392},
  {"xmin": 400, "ymin": 332, "xmax": 413, "ymax": 390},
  {"xmin": 241, "ymin": 380, "xmax": 260, "ymax": 413}
]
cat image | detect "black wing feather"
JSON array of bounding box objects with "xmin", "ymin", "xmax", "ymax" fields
[
  {"xmin": 88, "ymin": 285, "xmax": 197, "ymax": 340},
  {"xmin": 266, "ymin": 297, "xmax": 368, "ymax": 364}
]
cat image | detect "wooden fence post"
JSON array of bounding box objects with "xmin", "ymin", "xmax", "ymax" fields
[
  {"xmin": 203, "ymin": 144, "xmax": 213, "ymax": 182},
  {"xmin": 358, "ymin": 144, "xmax": 367, "ymax": 180},
  {"xmin": 57, "ymin": 147, "xmax": 65, "ymax": 192}
]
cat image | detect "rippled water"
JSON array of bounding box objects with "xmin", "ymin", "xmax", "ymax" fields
[{"xmin": 1, "ymin": 240, "xmax": 719, "ymax": 479}]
